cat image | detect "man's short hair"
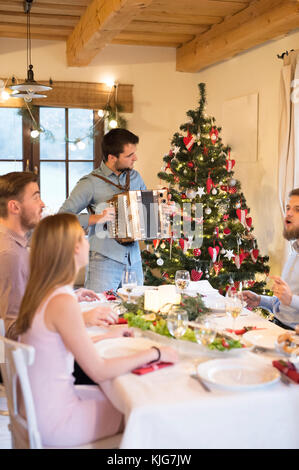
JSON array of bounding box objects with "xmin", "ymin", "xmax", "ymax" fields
[
  {"xmin": 0, "ymin": 171, "xmax": 38, "ymax": 218},
  {"xmin": 102, "ymin": 128, "xmax": 139, "ymax": 162},
  {"xmin": 289, "ymin": 188, "xmax": 299, "ymax": 198}
]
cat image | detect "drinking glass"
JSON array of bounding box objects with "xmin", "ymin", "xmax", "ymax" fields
[
  {"xmin": 175, "ymin": 270, "xmax": 190, "ymax": 294},
  {"xmin": 167, "ymin": 305, "xmax": 188, "ymax": 339},
  {"xmin": 121, "ymin": 270, "xmax": 137, "ymax": 303},
  {"xmin": 194, "ymin": 315, "xmax": 217, "ymax": 347},
  {"xmin": 225, "ymin": 294, "xmax": 243, "ymax": 330}
]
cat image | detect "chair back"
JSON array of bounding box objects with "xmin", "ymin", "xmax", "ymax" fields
[{"xmin": 0, "ymin": 335, "xmax": 42, "ymax": 449}]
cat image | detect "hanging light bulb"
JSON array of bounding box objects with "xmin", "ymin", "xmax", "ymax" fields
[
  {"xmin": 103, "ymin": 77, "xmax": 115, "ymax": 88},
  {"xmin": 69, "ymin": 143, "xmax": 77, "ymax": 152},
  {"xmin": 31, "ymin": 129, "xmax": 40, "ymax": 138},
  {"xmin": 97, "ymin": 109, "xmax": 105, "ymax": 118},
  {"xmin": 77, "ymin": 140, "xmax": 86, "ymax": 150},
  {"xmin": 10, "ymin": 1, "xmax": 52, "ymax": 100},
  {"xmin": 1, "ymin": 90, "xmax": 9, "ymax": 101},
  {"xmin": 109, "ymin": 119, "xmax": 118, "ymax": 129}
]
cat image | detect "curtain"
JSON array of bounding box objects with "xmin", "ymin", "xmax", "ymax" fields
[{"xmin": 278, "ymin": 50, "xmax": 299, "ymax": 217}]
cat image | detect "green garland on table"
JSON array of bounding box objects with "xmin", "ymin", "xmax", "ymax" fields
[{"xmin": 121, "ymin": 293, "xmax": 210, "ymax": 343}]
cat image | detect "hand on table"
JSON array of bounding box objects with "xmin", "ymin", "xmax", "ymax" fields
[
  {"xmin": 241, "ymin": 290, "xmax": 261, "ymax": 308},
  {"xmin": 159, "ymin": 346, "xmax": 179, "ymax": 364},
  {"xmin": 271, "ymin": 276, "xmax": 293, "ymax": 306},
  {"xmin": 75, "ymin": 288, "xmax": 101, "ymax": 302},
  {"xmin": 83, "ymin": 305, "xmax": 119, "ymax": 327}
]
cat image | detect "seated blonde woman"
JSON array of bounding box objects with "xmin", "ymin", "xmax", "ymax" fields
[{"xmin": 16, "ymin": 213, "xmax": 178, "ymax": 447}]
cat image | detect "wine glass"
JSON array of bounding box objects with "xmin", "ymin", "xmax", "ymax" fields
[
  {"xmin": 121, "ymin": 270, "xmax": 137, "ymax": 303},
  {"xmin": 194, "ymin": 315, "xmax": 217, "ymax": 347},
  {"xmin": 175, "ymin": 270, "xmax": 190, "ymax": 294},
  {"xmin": 225, "ymin": 294, "xmax": 243, "ymax": 331},
  {"xmin": 167, "ymin": 305, "xmax": 188, "ymax": 339}
]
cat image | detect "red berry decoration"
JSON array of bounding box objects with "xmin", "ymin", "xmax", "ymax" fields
[
  {"xmin": 187, "ymin": 162, "xmax": 194, "ymax": 168},
  {"xmin": 193, "ymin": 248, "xmax": 201, "ymax": 256}
]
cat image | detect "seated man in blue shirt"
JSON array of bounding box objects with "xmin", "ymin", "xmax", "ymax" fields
[
  {"xmin": 59, "ymin": 128, "xmax": 146, "ymax": 293},
  {"xmin": 243, "ymin": 188, "xmax": 299, "ymax": 329}
]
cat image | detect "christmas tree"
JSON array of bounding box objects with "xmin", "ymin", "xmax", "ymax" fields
[{"xmin": 142, "ymin": 83, "xmax": 270, "ymax": 295}]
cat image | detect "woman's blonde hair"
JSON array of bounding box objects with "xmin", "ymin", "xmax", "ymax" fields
[{"xmin": 16, "ymin": 213, "xmax": 83, "ymax": 334}]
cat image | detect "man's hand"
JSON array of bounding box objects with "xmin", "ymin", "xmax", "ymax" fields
[
  {"xmin": 88, "ymin": 207, "xmax": 115, "ymax": 226},
  {"xmin": 75, "ymin": 288, "xmax": 101, "ymax": 302},
  {"xmin": 83, "ymin": 305, "xmax": 119, "ymax": 327},
  {"xmin": 241, "ymin": 290, "xmax": 261, "ymax": 308},
  {"xmin": 271, "ymin": 276, "xmax": 293, "ymax": 306}
]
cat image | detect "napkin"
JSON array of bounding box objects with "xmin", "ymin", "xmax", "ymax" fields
[
  {"xmin": 225, "ymin": 326, "xmax": 265, "ymax": 335},
  {"xmin": 103, "ymin": 290, "xmax": 117, "ymax": 301},
  {"xmin": 272, "ymin": 360, "xmax": 299, "ymax": 384},
  {"xmin": 132, "ymin": 362, "xmax": 173, "ymax": 375}
]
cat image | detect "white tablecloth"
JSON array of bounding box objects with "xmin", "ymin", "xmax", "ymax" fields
[
  {"xmin": 81, "ymin": 285, "xmax": 299, "ymax": 449},
  {"xmin": 98, "ymin": 312, "xmax": 299, "ymax": 449}
]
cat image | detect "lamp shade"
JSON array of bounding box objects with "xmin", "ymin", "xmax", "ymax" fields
[{"xmin": 10, "ymin": 65, "xmax": 52, "ymax": 94}]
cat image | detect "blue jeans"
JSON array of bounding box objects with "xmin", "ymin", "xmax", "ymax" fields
[{"xmin": 85, "ymin": 251, "xmax": 144, "ymax": 293}]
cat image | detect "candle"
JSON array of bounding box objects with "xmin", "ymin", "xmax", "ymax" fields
[
  {"xmin": 158, "ymin": 285, "xmax": 181, "ymax": 310},
  {"xmin": 144, "ymin": 290, "xmax": 160, "ymax": 313}
]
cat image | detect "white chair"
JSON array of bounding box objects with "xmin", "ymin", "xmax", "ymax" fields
[
  {"xmin": 0, "ymin": 335, "xmax": 123, "ymax": 449},
  {"xmin": 0, "ymin": 319, "xmax": 5, "ymax": 336}
]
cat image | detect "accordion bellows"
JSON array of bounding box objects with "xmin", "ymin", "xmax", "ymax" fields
[{"xmin": 108, "ymin": 190, "xmax": 171, "ymax": 243}]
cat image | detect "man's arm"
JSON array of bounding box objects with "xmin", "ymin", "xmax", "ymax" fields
[
  {"xmin": 59, "ymin": 176, "xmax": 115, "ymax": 228},
  {"xmin": 59, "ymin": 176, "xmax": 94, "ymax": 230}
]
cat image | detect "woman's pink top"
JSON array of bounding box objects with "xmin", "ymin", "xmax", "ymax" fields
[{"xmin": 21, "ymin": 285, "xmax": 122, "ymax": 447}]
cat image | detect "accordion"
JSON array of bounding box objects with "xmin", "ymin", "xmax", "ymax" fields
[{"xmin": 107, "ymin": 189, "xmax": 171, "ymax": 243}]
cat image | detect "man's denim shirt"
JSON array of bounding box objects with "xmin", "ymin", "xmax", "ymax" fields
[{"xmin": 59, "ymin": 161, "xmax": 147, "ymax": 265}]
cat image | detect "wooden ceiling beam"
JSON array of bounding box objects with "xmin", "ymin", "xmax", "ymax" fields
[
  {"xmin": 176, "ymin": 0, "xmax": 299, "ymax": 72},
  {"xmin": 67, "ymin": 0, "xmax": 155, "ymax": 67},
  {"xmin": 0, "ymin": 1, "xmax": 87, "ymax": 16}
]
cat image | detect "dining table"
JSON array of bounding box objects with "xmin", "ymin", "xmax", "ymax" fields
[{"xmin": 80, "ymin": 282, "xmax": 299, "ymax": 449}]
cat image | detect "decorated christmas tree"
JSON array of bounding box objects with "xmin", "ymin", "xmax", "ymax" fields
[{"xmin": 142, "ymin": 83, "xmax": 270, "ymax": 295}]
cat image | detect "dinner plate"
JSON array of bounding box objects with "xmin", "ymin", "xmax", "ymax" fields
[
  {"xmin": 117, "ymin": 286, "xmax": 154, "ymax": 301},
  {"xmin": 196, "ymin": 358, "xmax": 280, "ymax": 390},
  {"xmin": 242, "ymin": 329, "xmax": 281, "ymax": 350},
  {"xmin": 94, "ymin": 336, "xmax": 159, "ymax": 359}
]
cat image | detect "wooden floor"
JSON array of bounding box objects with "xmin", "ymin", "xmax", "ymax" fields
[{"xmin": 0, "ymin": 385, "xmax": 11, "ymax": 449}]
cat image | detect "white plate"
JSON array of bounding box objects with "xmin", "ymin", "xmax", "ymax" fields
[
  {"xmin": 117, "ymin": 286, "xmax": 154, "ymax": 300},
  {"xmin": 242, "ymin": 329, "xmax": 281, "ymax": 350},
  {"xmin": 94, "ymin": 336, "xmax": 159, "ymax": 359},
  {"xmin": 197, "ymin": 358, "xmax": 280, "ymax": 391}
]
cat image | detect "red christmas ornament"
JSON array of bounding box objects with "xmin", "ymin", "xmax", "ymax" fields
[
  {"xmin": 226, "ymin": 158, "xmax": 235, "ymax": 172},
  {"xmin": 206, "ymin": 172, "xmax": 213, "ymax": 194},
  {"xmin": 174, "ymin": 176, "xmax": 180, "ymax": 183},
  {"xmin": 208, "ymin": 246, "xmax": 220, "ymax": 262},
  {"xmin": 223, "ymin": 227, "xmax": 231, "ymax": 235},
  {"xmin": 179, "ymin": 238, "xmax": 188, "ymax": 253},
  {"xmin": 246, "ymin": 217, "xmax": 252, "ymax": 229},
  {"xmin": 183, "ymin": 131, "xmax": 195, "ymax": 151},
  {"xmin": 187, "ymin": 161, "xmax": 194, "ymax": 168},
  {"xmin": 236, "ymin": 208, "xmax": 248, "ymax": 226},
  {"xmin": 228, "ymin": 187, "xmax": 237, "ymax": 194},
  {"xmin": 191, "ymin": 269, "xmax": 203, "ymax": 281},
  {"xmin": 209, "ymin": 127, "xmax": 218, "ymax": 144},
  {"xmin": 223, "ymin": 214, "xmax": 229, "ymax": 221},
  {"xmin": 181, "ymin": 193, "xmax": 187, "ymax": 199},
  {"xmin": 250, "ymin": 249, "xmax": 259, "ymax": 263},
  {"xmin": 193, "ymin": 248, "xmax": 201, "ymax": 257},
  {"xmin": 203, "ymin": 146, "xmax": 208, "ymax": 156},
  {"xmin": 153, "ymin": 239, "xmax": 160, "ymax": 250}
]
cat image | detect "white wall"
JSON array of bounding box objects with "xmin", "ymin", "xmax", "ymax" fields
[
  {"xmin": 1, "ymin": 31, "xmax": 299, "ymax": 274},
  {"xmin": 194, "ymin": 29, "xmax": 299, "ymax": 275}
]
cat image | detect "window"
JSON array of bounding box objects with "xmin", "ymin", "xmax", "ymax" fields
[{"xmin": 0, "ymin": 106, "xmax": 103, "ymax": 212}]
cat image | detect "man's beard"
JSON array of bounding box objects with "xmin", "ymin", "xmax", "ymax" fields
[
  {"xmin": 283, "ymin": 225, "xmax": 299, "ymax": 241},
  {"xmin": 20, "ymin": 211, "xmax": 38, "ymax": 232}
]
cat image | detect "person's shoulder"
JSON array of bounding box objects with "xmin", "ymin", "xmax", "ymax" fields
[{"xmin": 46, "ymin": 291, "xmax": 79, "ymax": 316}]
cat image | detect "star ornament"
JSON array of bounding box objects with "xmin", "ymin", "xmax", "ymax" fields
[
  {"xmin": 224, "ymin": 249, "xmax": 234, "ymax": 261},
  {"xmin": 172, "ymin": 146, "xmax": 180, "ymax": 156},
  {"xmin": 196, "ymin": 187, "xmax": 205, "ymax": 198}
]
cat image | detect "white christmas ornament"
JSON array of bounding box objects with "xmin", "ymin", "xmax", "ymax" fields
[
  {"xmin": 173, "ymin": 146, "xmax": 180, "ymax": 156},
  {"xmin": 211, "ymin": 188, "xmax": 217, "ymax": 195},
  {"xmin": 224, "ymin": 249, "xmax": 234, "ymax": 261},
  {"xmin": 205, "ymin": 207, "xmax": 211, "ymax": 215},
  {"xmin": 186, "ymin": 188, "xmax": 197, "ymax": 199},
  {"xmin": 157, "ymin": 258, "xmax": 164, "ymax": 266},
  {"xmin": 196, "ymin": 187, "xmax": 205, "ymax": 198}
]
